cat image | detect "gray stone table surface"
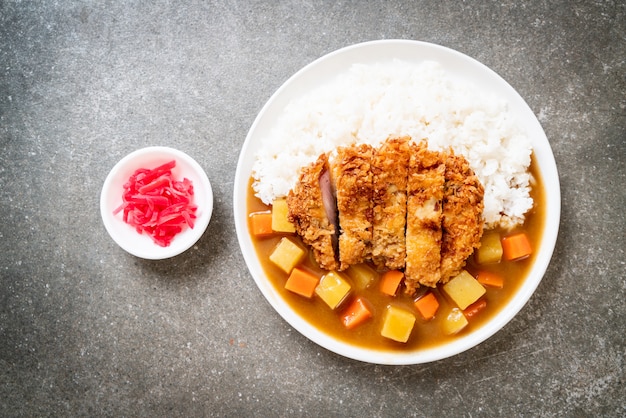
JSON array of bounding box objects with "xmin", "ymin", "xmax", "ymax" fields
[{"xmin": 1, "ymin": 1, "xmax": 624, "ymax": 416}]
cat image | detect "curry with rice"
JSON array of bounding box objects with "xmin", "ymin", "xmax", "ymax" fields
[{"xmin": 246, "ymin": 141, "xmax": 545, "ymax": 352}]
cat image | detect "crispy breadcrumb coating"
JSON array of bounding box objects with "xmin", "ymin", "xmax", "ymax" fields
[
  {"xmin": 286, "ymin": 137, "xmax": 485, "ymax": 294},
  {"xmin": 287, "ymin": 153, "xmax": 339, "ymax": 271},
  {"xmin": 331, "ymin": 144, "xmax": 374, "ymax": 270},
  {"xmin": 440, "ymin": 152, "xmax": 485, "ymax": 282},
  {"xmin": 404, "ymin": 141, "xmax": 446, "ymax": 293},
  {"xmin": 371, "ymin": 136, "xmax": 411, "ymax": 270}
]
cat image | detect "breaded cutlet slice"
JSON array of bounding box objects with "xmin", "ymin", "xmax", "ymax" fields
[
  {"xmin": 440, "ymin": 152, "xmax": 485, "ymax": 282},
  {"xmin": 404, "ymin": 141, "xmax": 446, "ymax": 294},
  {"xmin": 370, "ymin": 136, "xmax": 411, "ymax": 270},
  {"xmin": 331, "ymin": 143, "xmax": 374, "ymax": 270},
  {"xmin": 287, "ymin": 153, "xmax": 339, "ymax": 271}
]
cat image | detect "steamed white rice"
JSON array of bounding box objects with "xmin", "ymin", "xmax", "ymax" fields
[{"xmin": 252, "ymin": 60, "xmax": 534, "ymax": 229}]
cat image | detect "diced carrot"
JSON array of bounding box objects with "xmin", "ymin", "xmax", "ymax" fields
[
  {"xmin": 249, "ymin": 212, "xmax": 273, "ymax": 237},
  {"xmin": 463, "ymin": 299, "xmax": 487, "ymax": 318},
  {"xmin": 476, "ymin": 270, "xmax": 504, "ymax": 289},
  {"xmin": 341, "ymin": 297, "xmax": 373, "ymax": 330},
  {"xmin": 380, "ymin": 270, "xmax": 404, "ymax": 296},
  {"xmin": 501, "ymin": 232, "xmax": 532, "ymax": 261},
  {"xmin": 284, "ymin": 267, "xmax": 320, "ymax": 298},
  {"xmin": 414, "ymin": 292, "xmax": 440, "ymax": 320}
]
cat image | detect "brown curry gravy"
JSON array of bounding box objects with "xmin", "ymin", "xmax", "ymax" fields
[{"xmin": 247, "ymin": 155, "xmax": 546, "ymax": 352}]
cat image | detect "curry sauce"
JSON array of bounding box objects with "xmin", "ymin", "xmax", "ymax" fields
[{"xmin": 247, "ymin": 155, "xmax": 546, "ymax": 352}]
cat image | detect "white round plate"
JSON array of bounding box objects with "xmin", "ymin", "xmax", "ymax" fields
[
  {"xmin": 101, "ymin": 146, "xmax": 213, "ymax": 260},
  {"xmin": 234, "ymin": 40, "xmax": 560, "ymax": 364}
]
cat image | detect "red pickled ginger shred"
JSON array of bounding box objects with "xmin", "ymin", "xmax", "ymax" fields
[{"xmin": 113, "ymin": 160, "xmax": 197, "ymax": 247}]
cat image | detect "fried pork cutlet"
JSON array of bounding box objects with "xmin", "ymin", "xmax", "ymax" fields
[
  {"xmin": 440, "ymin": 152, "xmax": 485, "ymax": 282},
  {"xmin": 286, "ymin": 137, "xmax": 485, "ymax": 293},
  {"xmin": 404, "ymin": 141, "xmax": 446, "ymax": 294},
  {"xmin": 287, "ymin": 153, "xmax": 339, "ymax": 271},
  {"xmin": 371, "ymin": 136, "xmax": 411, "ymax": 270},
  {"xmin": 331, "ymin": 143, "xmax": 374, "ymax": 270}
]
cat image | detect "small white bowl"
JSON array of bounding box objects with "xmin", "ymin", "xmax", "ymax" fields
[{"xmin": 100, "ymin": 146, "xmax": 213, "ymax": 259}]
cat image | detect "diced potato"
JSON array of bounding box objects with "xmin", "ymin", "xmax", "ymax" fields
[
  {"xmin": 315, "ymin": 271, "xmax": 351, "ymax": 309},
  {"xmin": 442, "ymin": 270, "xmax": 486, "ymax": 310},
  {"xmin": 346, "ymin": 263, "xmax": 377, "ymax": 290},
  {"xmin": 442, "ymin": 308, "xmax": 468, "ymax": 335},
  {"xmin": 269, "ymin": 237, "xmax": 305, "ymax": 274},
  {"xmin": 381, "ymin": 305, "xmax": 416, "ymax": 343},
  {"xmin": 474, "ymin": 231, "xmax": 503, "ymax": 264},
  {"xmin": 271, "ymin": 198, "xmax": 295, "ymax": 233}
]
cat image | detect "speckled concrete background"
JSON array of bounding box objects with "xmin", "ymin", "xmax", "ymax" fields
[{"xmin": 1, "ymin": 1, "xmax": 624, "ymax": 416}]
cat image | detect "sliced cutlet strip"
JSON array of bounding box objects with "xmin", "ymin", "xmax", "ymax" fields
[
  {"xmin": 287, "ymin": 153, "xmax": 339, "ymax": 271},
  {"xmin": 331, "ymin": 143, "xmax": 374, "ymax": 270},
  {"xmin": 370, "ymin": 136, "xmax": 411, "ymax": 270},
  {"xmin": 404, "ymin": 141, "xmax": 446, "ymax": 294},
  {"xmin": 440, "ymin": 152, "xmax": 485, "ymax": 282}
]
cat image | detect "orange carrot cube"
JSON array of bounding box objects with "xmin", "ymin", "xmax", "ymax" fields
[
  {"xmin": 463, "ymin": 299, "xmax": 487, "ymax": 318},
  {"xmin": 476, "ymin": 271, "xmax": 504, "ymax": 288},
  {"xmin": 341, "ymin": 297, "xmax": 373, "ymax": 330},
  {"xmin": 285, "ymin": 267, "xmax": 320, "ymax": 298},
  {"xmin": 380, "ymin": 270, "xmax": 404, "ymax": 296},
  {"xmin": 250, "ymin": 212, "xmax": 273, "ymax": 237},
  {"xmin": 414, "ymin": 292, "xmax": 440, "ymax": 320},
  {"xmin": 501, "ymin": 232, "xmax": 532, "ymax": 261}
]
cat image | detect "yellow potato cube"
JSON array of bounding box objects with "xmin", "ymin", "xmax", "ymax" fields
[
  {"xmin": 442, "ymin": 308, "xmax": 469, "ymax": 335},
  {"xmin": 381, "ymin": 305, "xmax": 416, "ymax": 343},
  {"xmin": 271, "ymin": 198, "xmax": 295, "ymax": 233},
  {"xmin": 443, "ymin": 270, "xmax": 486, "ymax": 310},
  {"xmin": 346, "ymin": 263, "xmax": 377, "ymax": 290},
  {"xmin": 315, "ymin": 271, "xmax": 351, "ymax": 309},
  {"xmin": 269, "ymin": 237, "xmax": 305, "ymax": 274},
  {"xmin": 474, "ymin": 231, "xmax": 503, "ymax": 264}
]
